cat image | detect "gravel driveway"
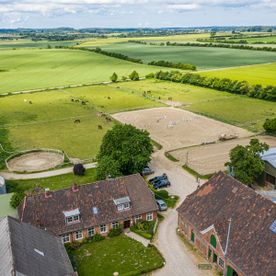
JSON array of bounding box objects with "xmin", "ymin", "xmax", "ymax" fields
[{"xmin": 149, "ymin": 150, "xmax": 213, "ymax": 276}]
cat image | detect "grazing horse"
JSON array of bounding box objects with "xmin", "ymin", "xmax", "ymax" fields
[{"xmin": 74, "ymin": 119, "xmax": 81, "ymax": 124}]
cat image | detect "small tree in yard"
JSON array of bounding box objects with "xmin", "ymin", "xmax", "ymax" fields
[
  {"xmin": 10, "ymin": 191, "xmax": 25, "ymax": 208},
  {"xmin": 96, "ymin": 124, "xmax": 153, "ymax": 180},
  {"xmin": 129, "ymin": 70, "xmax": 139, "ymax": 81},
  {"xmin": 263, "ymin": 118, "xmax": 276, "ymax": 134},
  {"xmin": 226, "ymin": 138, "xmax": 269, "ymax": 185},
  {"xmin": 110, "ymin": 72, "xmax": 118, "ymax": 83}
]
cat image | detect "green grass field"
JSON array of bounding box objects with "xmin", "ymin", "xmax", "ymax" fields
[
  {"xmin": 78, "ymin": 33, "xmax": 211, "ymax": 47},
  {"xmin": 99, "ymin": 43, "xmax": 276, "ymax": 70},
  {"xmin": 230, "ymin": 35, "xmax": 276, "ymax": 44},
  {"xmin": 0, "ymin": 193, "xmax": 16, "ymax": 217},
  {"xmin": 0, "ymin": 84, "xmax": 163, "ymax": 160},
  {"xmin": 201, "ymin": 62, "xmax": 276, "ymax": 86},
  {"xmin": 114, "ymin": 80, "xmax": 276, "ymax": 132},
  {"xmin": 0, "ymin": 39, "xmax": 78, "ymax": 49},
  {"xmin": 0, "ymin": 48, "xmax": 162, "ymax": 93},
  {"xmin": 70, "ymin": 235, "xmax": 164, "ymax": 276},
  {"xmin": 6, "ymin": 168, "xmax": 97, "ymax": 193}
]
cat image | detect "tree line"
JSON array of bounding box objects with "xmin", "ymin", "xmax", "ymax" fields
[
  {"xmin": 166, "ymin": 41, "xmax": 276, "ymax": 52},
  {"xmin": 153, "ymin": 71, "xmax": 276, "ymax": 101},
  {"xmin": 148, "ymin": 60, "xmax": 196, "ymax": 71}
]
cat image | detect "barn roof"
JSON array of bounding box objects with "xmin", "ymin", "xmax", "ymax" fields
[
  {"xmin": 0, "ymin": 216, "xmax": 74, "ymax": 276},
  {"xmin": 261, "ymin": 148, "xmax": 276, "ymax": 168},
  {"xmin": 177, "ymin": 172, "xmax": 276, "ymax": 276}
]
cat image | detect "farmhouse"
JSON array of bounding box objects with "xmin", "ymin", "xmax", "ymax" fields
[
  {"xmin": 261, "ymin": 148, "xmax": 276, "ymax": 188},
  {"xmin": 18, "ymin": 174, "xmax": 158, "ymax": 243},
  {"xmin": 177, "ymin": 172, "xmax": 276, "ymax": 276},
  {"xmin": 0, "ymin": 216, "xmax": 75, "ymax": 276}
]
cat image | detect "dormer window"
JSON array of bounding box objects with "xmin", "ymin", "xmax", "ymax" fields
[
  {"xmin": 63, "ymin": 208, "xmax": 80, "ymax": 224},
  {"xmin": 113, "ymin": 196, "xmax": 131, "ymax": 212}
]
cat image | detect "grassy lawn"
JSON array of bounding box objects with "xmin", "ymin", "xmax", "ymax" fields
[
  {"xmin": 69, "ymin": 235, "xmax": 164, "ymax": 276},
  {"xmin": 0, "ymin": 84, "xmax": 162, "ymax": 160},
  {"xmin": 114, "ymin": 79, "xmax": 276, "ymax": 132},
  {"xmin": 201, "ymin": 62, "xmax": 276, "ymax": 86},
  {"xmin": 99, "ymin": 43, "xmax": 276, "ymax": 70},
  {"xmin": 0, "ymin": 48, "xmax": 162, "ymax": 93},
  {"xmin": 6, "ymin": 168, "xmax": 97, "ymax": 193},
  {"xmin": 0, "ymin": 193, "xmax": 16, "ymax": 217}
]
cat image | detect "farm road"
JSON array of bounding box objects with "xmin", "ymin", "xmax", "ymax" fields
[
  {"xmin": 0, "ymin": 163, "xmax": 97, "ymax": 180},
  {"xmin": 150, "ymin": 149, "xmax": 214, "ymax": 276}
]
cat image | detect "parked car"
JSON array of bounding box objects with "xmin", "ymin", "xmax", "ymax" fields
[
  {"xmin": 141, "ymin": 166, "xmax": 154, "ymax": 176},
  {"xmin": 156, "ymin": 199, "xmax": 168, "ymax": 211},
  {"xmin": 153, "ymin": 179, "xmax": 171, "ymax": 189},
  {"xmin": 149, "ymin": 173, "xmax": 168, "ymax": 184}
]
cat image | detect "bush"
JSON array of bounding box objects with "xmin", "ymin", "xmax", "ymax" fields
[
  {"xmin": 10, "ymin": 191, "xmax": 25, "ymax": 208},
  {"xmin": 110, "ymin": 72, "xmax": 118, "ymax": 83},
  {"xmin": 263, "ymin": 118, "xmax": 276, "ymax": 134},
  {"xmin": 108, "ymin": 227, "xmax": 122, "ymax": 237},
  {"xmin": 149, "ymin": 60, "xmax": 196, "ymax": 71},
  {"xmin": 129, "ymin": 70, "xmax": 140, "ymax": 81},
  {"xmin": 90, "ymin": 233, "xmax": 105, "ymax": 242},
  {"xmin": 145, "ymin": 72, "xmax": 155, "ymax": 79},
  {"xmin": 73, "ymin": 163, "xmax": 86, "ymax": 176},
  {"xmin": 130, "ymin": 220, "xmax": 155, "ymax": 239}
]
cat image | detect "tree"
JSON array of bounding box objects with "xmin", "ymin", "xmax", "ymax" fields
[
  {"xmin": 226, "ymin": 139, "xmax": 269, "ymax": 185},
  {"xmin": 96, "ymin": 124, "xmax": 153, "ymax": 180},
  {"xmin": 73, "ymin": 163, "xmax": 86, "ymax": 176},
  {"xmin": 110, "ymin": 72, "xmax": 118, "ymax": 83},
  {"xmin": 263, "ymin": 118, "xmax": 276, "ymax": 134},
  {"xmin": 10, "ymin": 191, "xmax": 25, "ymax": 208},
  {"xmin": 129, "ymin": 70, "xmax": 139, "ymax": 81}
]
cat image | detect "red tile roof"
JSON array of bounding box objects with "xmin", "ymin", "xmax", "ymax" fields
[
  {"xmin": 19, "ymin": 174, "xmax": 158, "ymax": 235},
  {"xmin": 177, "ymin": 172, "xmax": 276, "ymax": 276}
]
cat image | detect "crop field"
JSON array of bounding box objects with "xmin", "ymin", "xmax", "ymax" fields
[
  {"xmin": 201, "ymin": 62, "xmax": 276, "ymax": 86},
  {"xmin": 0, "ymin": 85, "xmax": 163, "ymax": 160},
  {"xmin": 113, "ymin": 80, "xmax": 276, "ymax": 132},
  {"xmin": 0, "ymin": 39, "xmax": 78, "ymax": 49},
  {"xmin": 0, "ymin": 48, "xmax": 162, "ymax": 93},
  {"xmin": 170, "ymin": 136, "xmax": 276, "ymax": 176},
  {"xmin": 78, "ymin": 33, "xmax": 211, "ymax": 47},
  {"xmin": 99, "ymin": 43, "xmax": 276, "ymax": 69},
  {"xmin": 113, "ymin": 107, "xmax": 251, "ymax": 151},
  {"xmin": 230, "ymin": 35, "xmax": 276, "ymax": 44}
]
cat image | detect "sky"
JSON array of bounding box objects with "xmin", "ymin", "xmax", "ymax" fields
[{"xmin": 0, "ymin": 0, "xmax": 275, "ymax": 28}]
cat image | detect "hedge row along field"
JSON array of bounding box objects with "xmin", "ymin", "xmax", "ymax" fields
[{"xmin": 154, "ymin": 71, "xmax": 276, "ymax": 101}]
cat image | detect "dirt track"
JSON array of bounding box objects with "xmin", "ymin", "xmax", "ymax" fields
[
  {"xmin": 7, "ymin": 151, "xmax": 64, "ymax": 172},
  {"xmin": 171, "ymin": 136, "xmax": 276, "ymax": 175},
  {"xmin": 113, "ymin": 107, "xmax": 252, "ymax": 151}
]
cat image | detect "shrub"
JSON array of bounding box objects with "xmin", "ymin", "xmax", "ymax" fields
[
  {"xmin": 263, "ymin": 118, "xmax": 276, "ymax": 134},
  {"xmin": 129, "ymin": 70, "xmax": 140, "ymax": 81},
  {"xmin": 90, "ymin": 233, "xmax": 105, "ymax": 242},
  {"xmin": 110, "ymin": 72, "xmax": 118, "ymax": 83},
  {"xmin": 145, "ymin": 72, "xmax": 155, "ymax": 79},
  {"xmin": 73, "ymin": 163, "xmax": 86, "ymax": 176},
  {"xmin": 10, "ymin": 191, "xmax": 25, "ymax": 208},
  {"xmin": 108, "ymin": 227, "xmax": 122, "ymax": 237}
]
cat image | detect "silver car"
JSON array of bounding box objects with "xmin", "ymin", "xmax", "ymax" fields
[{"xmin": 156, "ymin": 199, "xmax": 168, "ymax": 211}]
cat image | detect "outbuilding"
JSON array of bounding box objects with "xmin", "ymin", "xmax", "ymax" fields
[{"xmin": 261, "ymin": 148, "xmax": 276, "ymax": 188}]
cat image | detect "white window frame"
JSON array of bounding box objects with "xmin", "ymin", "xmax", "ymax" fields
[
  {"xmin": 135, "ymin": 215, "xmax": 142, "ymax": 222},
  {"xmin": 218, "ymin": 258, "xmax": 225, "ymax": 268},
  {"xmin": 100, "ymin": 224, "xmax": 107, "ymax": 233},
  {"xmin": 75, "ymin": 230, "xmax": 83, "ymax": 240},
  {"xmin": 66, "ymin": 215, "xmax": 80, "ymax": 224},
  {"xmin": 62, "ymin": 234, "xmax": 70, "ymax": 244},
  {"xmin": 112, "ymin": 222, "xmax": 119, "ymax": 229},
  {"xmin": 146, "ymin": 212, "xmax": 153, "ymax": 221},
  {"xmin": 88, "ymin": 227, "xmax": 95, "ymax": 237}
]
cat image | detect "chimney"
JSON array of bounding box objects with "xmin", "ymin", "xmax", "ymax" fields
[
  {"xmin": 44, "ymin": 188, "xmax": 52, "ymax": 198},
  {"xmin": 72, "ymin": 183, "xmax": 79, "ymax": 192}
]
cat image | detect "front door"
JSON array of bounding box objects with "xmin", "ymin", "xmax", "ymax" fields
[{"xmin": 124, "ymin": 220, "xmax": 131, "ymax": 228}]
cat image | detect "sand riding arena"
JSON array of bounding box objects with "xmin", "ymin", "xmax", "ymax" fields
[
  {"xmin": 113, "ymin": 107, "xmax": 252, "ymax": 151},
  {"xmin": 6, "ymin": 149, "xmax": 65, "ymax": 173}
]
